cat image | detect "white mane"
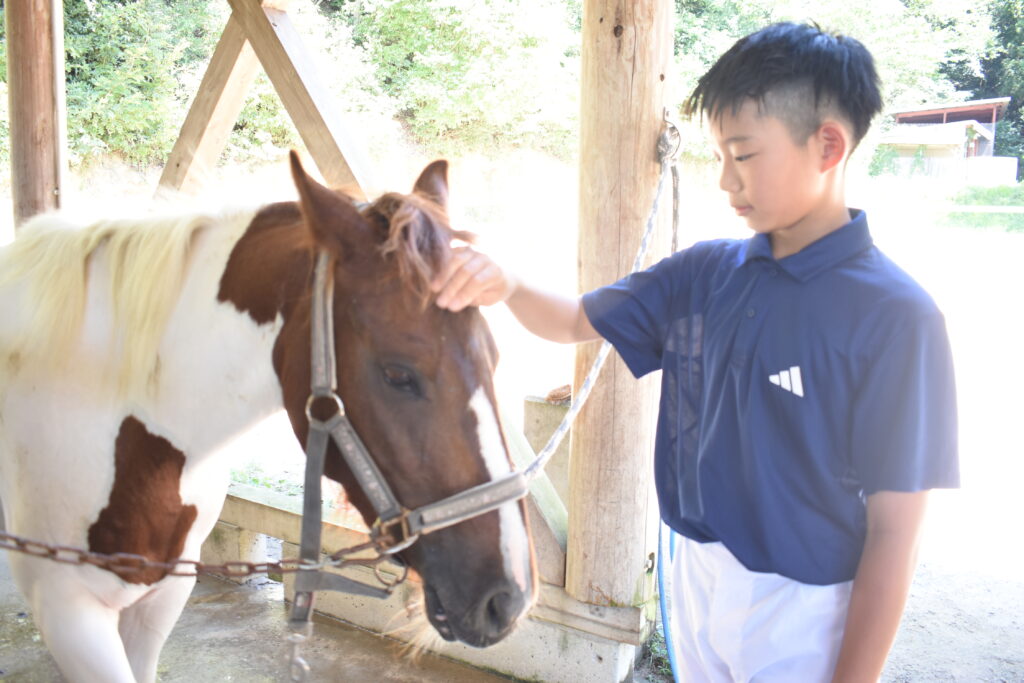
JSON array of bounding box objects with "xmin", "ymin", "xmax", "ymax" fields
[{"xmin": 0, "ymin": 207, "xmax": 257, "ymax": 397}]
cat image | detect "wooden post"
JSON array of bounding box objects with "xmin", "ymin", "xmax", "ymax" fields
[
  {"xmin": 6, "ymin": 0, "xmax": 67, "ymax": 227},
  {"xmin": 567, "ymin": 0, "xmax": 671, "ymax": 607}
]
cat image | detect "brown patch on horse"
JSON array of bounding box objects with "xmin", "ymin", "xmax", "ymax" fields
[
  {"xmin": 88, "ymin": 417, "xmax": 198, "ymax": 585},
  {"xmin": 217, "ymin": 201, "xmax": 313, "ymax": 325}
]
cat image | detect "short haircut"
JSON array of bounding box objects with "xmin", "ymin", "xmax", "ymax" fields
[{"xmin": 684, "ymin": 22, "xmax": 883, "ymax": 148}]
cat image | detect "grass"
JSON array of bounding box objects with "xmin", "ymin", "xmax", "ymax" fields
[
  {"xmin": 637, "ymin": 629, "xmax": 673, "ymax": 681},
  {"xmin": 943, "ymin": 183, "xmax": 1024, "ymax": 233}
]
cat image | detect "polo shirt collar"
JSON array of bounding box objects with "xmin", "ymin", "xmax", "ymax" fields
[{"xmin": 741, "ymin": 209, "xmax": 873, "ymax": 282}]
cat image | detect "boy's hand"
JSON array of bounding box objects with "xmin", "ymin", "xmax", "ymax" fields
[{"xmin": 431, "ymin": 246, "xmax": 518, "ymax": 312}]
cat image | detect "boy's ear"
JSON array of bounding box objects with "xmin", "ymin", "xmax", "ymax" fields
[
  {"xmin": 817, "ymin": 121, "xmax": 849, "ymax": 173},
  {"xmin": 289, "ymin": 150, "xmax": 372, "ymax": 260}
]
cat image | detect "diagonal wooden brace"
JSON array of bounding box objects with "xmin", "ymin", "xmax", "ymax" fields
[{"xmin": 160, "ymin": 0, "xmax": 373, "ymax": 198}]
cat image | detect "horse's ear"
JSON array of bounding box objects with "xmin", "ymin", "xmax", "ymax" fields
[
  {"xmin": 413, "ymin": 160, "xmax": 449, "ymax": 209},
  {"xmin": 289, "ymin": 150, "xmax": 368, "ymax": 258}
]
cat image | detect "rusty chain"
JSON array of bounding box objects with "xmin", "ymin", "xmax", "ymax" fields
[{"xmin": 0, "ymin": 529, "xmax": 398, "ymax": 580}]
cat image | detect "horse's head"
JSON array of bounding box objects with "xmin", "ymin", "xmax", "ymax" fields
[{"xmin": 277, "ymin": 154, "xmax": 535, "ymax": 647}]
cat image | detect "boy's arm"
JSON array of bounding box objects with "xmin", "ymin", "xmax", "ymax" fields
[
  {"xmin": 432, "ymin": 246, "xmax": 600, "ymax": 343},
  {"xmin": 831, "ymin": 490, "xmax": 929, "ymax": 682}
]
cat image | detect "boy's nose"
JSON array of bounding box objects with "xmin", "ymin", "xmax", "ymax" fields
[{"xmin": 718, "ymin": 162, "xmax": 741, "ymax": 193}]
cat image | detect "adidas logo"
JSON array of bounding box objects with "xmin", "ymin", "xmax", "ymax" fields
[{"xmin": 769, "ymin": 366, "xmax": 804, "ymax": 397}]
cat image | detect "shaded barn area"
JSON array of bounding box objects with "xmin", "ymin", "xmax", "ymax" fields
[{"xmin": 2, "ymin": 0, "xmax": 671, "ymax": 681}]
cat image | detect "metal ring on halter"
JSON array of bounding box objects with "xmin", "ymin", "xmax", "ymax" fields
[
  {"xmin": 305, "ymin": 392, "xmax": 345, "ymax": 423},
  {"xmin": 375, "ymin": 560, "xmax": 410, "ymax": 592},
  {"xmin": 372, "ymin": 513, "xmax": 419, "ymax": 555}
]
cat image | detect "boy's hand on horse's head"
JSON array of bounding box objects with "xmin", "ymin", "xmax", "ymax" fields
[{"xmin": 432, "ymin": 246, "xmax": 517, "ymax": 312}]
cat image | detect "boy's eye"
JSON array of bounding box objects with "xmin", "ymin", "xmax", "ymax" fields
[{"xmin": 735, "ymin": 153, "xmax": 754, "ymax": 162}]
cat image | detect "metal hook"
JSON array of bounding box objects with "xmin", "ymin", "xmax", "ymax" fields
[{"xmin": 659, "ymin": 107, "xmax": 683, "ymax": 164}]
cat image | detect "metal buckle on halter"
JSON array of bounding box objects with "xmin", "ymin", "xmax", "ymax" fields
[{"xmin": 371, "ymin": 512, "xmax": 419, "ymax": 555}]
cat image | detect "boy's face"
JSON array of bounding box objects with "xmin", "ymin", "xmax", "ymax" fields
[{"xmin": 709, "ymin": 100, "xmax": 826, "ymax": 239}]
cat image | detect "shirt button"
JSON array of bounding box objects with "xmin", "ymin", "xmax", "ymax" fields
[{"xmin": 746, "ymin": 308, "xmax": 756, "ymax": 318}]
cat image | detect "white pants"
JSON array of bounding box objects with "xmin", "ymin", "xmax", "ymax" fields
[{"xmin": 668, "ymin": 535, "xmax": 853, "ymax": 683}]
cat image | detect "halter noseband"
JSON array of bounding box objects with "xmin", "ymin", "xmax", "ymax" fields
[{"xmin": 290, "ymin": 250, "xmax": 530, "ymax": 624}]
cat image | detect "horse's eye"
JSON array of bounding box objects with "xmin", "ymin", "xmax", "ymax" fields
[{"xmin": 382, "ymin": 365, "xmax": 421, "ymax": 396}]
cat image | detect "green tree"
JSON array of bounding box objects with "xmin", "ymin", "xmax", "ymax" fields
[
  {"xmin": 984, "ymin": 0, "xmax": 1023, "ymax": 176},
  {"xmin": 62, "ymin": 0, "xmax": 222, "ymax": 166},
  {"xmin": 339, "ymin": 0, "xmax": 579, "ymax": 156}
]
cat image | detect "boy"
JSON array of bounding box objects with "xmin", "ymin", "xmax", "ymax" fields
[{"xmin": 432, "ymin": 22, "xmax": 958, "ymax": 682}]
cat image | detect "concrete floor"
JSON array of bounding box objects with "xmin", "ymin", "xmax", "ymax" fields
[{"xmin": 0, "ymin": 552, "xmax": 511, "ymax": 682}]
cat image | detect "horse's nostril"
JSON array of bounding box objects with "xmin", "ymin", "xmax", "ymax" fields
[{"xmin": 484, "ymin": 589, "xmax": 520, "ymax": 630}]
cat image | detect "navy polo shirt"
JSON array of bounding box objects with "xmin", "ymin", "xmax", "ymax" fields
[{"xmin": 582, "ymin": 210, "xmax": 959, "ymax": 585}]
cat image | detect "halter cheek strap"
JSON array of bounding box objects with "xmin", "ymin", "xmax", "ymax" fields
[{"xmin": 290, "ymin": 250, "xmax": 530, "ymax": 628}]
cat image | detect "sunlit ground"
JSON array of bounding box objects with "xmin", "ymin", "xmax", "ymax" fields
[{"xmin": 0, "ymin": 148, "xmax": 1020, "ymax": 584}]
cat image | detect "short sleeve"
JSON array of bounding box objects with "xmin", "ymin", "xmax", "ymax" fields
[
  {"xmin": 851, "ymin": 312, "xmax": 959, "ymax": 494},
  {"xmin": 581, "ymin": 252, "xmax": 685, "ymax": 379}
]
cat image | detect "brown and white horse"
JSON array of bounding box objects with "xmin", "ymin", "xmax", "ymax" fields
[{"xmin": 0, "ymin": 154, "xmax": 535, "ymax": 682}]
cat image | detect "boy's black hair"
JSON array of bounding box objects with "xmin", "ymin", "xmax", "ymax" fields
[{"xmin": 685, "ymin": 22, "xmax": 883, "ymax": 146}]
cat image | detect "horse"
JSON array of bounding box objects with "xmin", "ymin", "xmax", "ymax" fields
[{"xmin": 0, "ymin": 152, "xmax": 536, "ymax": 682}]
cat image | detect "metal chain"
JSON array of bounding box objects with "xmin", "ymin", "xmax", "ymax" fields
[{"xmin": 0, "ymin": 530, "xmax": 393, "ymax": 579}]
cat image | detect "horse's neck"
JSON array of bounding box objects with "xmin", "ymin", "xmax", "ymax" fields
[{"xmin": 130, "ymin": 210, "xmax": 296, "ymax": 459}]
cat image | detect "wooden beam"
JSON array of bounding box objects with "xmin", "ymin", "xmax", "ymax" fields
[
  {"xmin": 6, "ymin": 0, "xmax": 67, "ymax": 227},
  {"xmin": 158, "ymin": 13, "xmax": 263, "ymax": 194},
  {"xmin": 226, "ymin": 0, "xmax": 374, "ymax": 198},
  {"xmin": 567, "ymin": 0, "xmax": 671, "ymax": 607}
]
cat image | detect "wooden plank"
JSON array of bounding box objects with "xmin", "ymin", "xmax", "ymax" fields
[
  {"xmin": 567, "ymin": 0, "xmax": 671, "ymax": 608},
  {"xmin": 503, "ymin": 408, "xmax": 567, "ymax": 587},
  {"xmin": 158, "ymin": 13, "xmax": 263, "ymax": 194},
  {"xmin": 219, "ymin": 486, "xmax": 647, "ymax": 644},
  {"xmin": 220, "ymin": 483, "xmax": 372, "ymax": 556},
  {"xmin": 6, "ymin": 0, "xmax": 67, "ymax": 226},
  {"xmin": 227, "ymin": 0, "xmax": 374, "ymax": 197}
]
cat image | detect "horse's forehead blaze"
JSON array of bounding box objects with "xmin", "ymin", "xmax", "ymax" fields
[{"xmin": 87, "ymin": 416, "xmax": 197, "ymax": 585}]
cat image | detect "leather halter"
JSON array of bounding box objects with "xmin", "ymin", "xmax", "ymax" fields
[{"xmin": 290, "ymin": 250, "xmax": 530, "ymax": 624}]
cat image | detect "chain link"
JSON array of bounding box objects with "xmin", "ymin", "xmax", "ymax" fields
[{"xmin": 0, "ymin": 530, "xmax": 387, "ymax": 579}]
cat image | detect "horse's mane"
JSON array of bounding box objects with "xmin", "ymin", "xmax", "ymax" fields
[
  {"xmin": 0, "ymin": 208, "xmax": 256, "ymax": 396},
  {"xmin": 369, "ymin": 191, "xmax": 475, "ymax": 307},
  {"xmin": 0, "ymin": 189, "xmax": 467, "ymax": 397}
]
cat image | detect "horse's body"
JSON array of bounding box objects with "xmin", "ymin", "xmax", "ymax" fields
[{"xmin": 0, "ymin": 157, "xmax": 535, "ymax": 682}]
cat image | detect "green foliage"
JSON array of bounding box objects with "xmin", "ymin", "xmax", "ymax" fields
[
  {"xmin": 994, "ymin": 118, "xmax": 1024, "ymax": 173},
  {"xmin": 0, "ymin": 0, "xmax": 1013, "ymax": 172},
  {"xmin": 909, "ymin": 145, "xmax": 928, "ymax": 175},
  {"xmin": 954, "ymin": 182, "xmax": 1024, "ymax": 205},
  {"xmin": 341, "ymin": 0, "xmax": 579, "ymax": 157},
  {"xmin": 944, "ymin": 182, "xmax": 1024, "ymax": 232},
  {"xmin": 868, "ymin": 144, "xmax": 900, "ymax": 176},
  {"xmin": 224, "ymin": 74, "xmax": 300, "ymax": 164},
  {"xmin": 640, "ymin": 629, "xmax": 674, "ymax": 678},
  {"xmin": 62, "ymin": 0, "xmax": 223, "ymax": 167},
  {"xmin": 948, "ymin": 0, "xmax": 1024, "ymax": 179}
]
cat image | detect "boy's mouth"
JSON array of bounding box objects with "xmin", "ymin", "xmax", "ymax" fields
[{"xmin": 732, "ymin": 204, "xmax": 752, "ymax": 217}]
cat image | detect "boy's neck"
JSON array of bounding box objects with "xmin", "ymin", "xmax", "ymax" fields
[{"xmin": 769, "ymin": 194, "xmax": 851, "ymax": 260}]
